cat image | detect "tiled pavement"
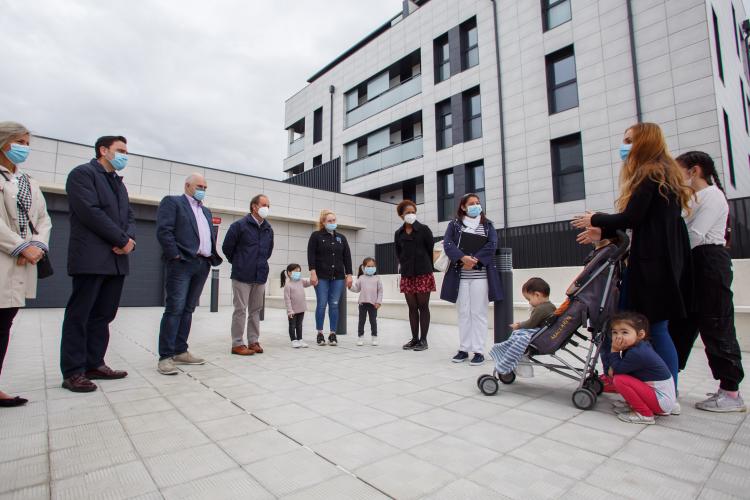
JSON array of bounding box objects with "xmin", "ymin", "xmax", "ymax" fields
[{"xmin": 1, "ymin": 307, "xmax": 748, "ymax": 500}]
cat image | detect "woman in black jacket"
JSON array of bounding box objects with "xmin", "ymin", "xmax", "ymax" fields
[
  {"xmin": 307, "ymin": 209, "xmax": 353, "ymax": 347},
  {"xmin": 573, "ymin": 122, "xmax": 693, "ymax": 393},
  {"xmin": 394, "ymin": 200, "xmax": 435, "ymax": 351}
]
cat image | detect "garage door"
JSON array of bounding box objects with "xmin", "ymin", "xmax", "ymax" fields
[{"xmin": 27, "ymin": 210, "xmax": 165, "ymax": 308}]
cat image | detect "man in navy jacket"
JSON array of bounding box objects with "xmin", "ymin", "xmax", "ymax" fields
[
  {"xmin": 60, "ymin": 135, "xmax": 135, "ymax": 393},
  {"xmin": 222, "ymin": 194, "xmax": 273, "ymax": 355},
  {"xmin": 155, "ymin": 173, "xmax": 222, "ymax": 375}
]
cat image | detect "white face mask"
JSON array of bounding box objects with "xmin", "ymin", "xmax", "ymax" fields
[
  {"xmin": 404, "ymin": 213, "xmax": 417, "ymax": 225},
  {"xmin": 257, "ymin": 206, "xmax": 269, "ymax": 219}
]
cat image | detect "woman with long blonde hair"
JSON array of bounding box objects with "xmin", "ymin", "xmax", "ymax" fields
[
  {"xmin": 572, "ymin": 123, "xmax": 693, "ymax": 401},
  {"xmin": 307, "ymin": 209, "xmax": 353, "ymax": 346}
]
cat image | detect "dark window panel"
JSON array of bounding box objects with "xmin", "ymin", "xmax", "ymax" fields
[
  {"xmin": 546, "ymin": 46, "xmax": 578, "ymax": 114},
  {"xmin": 543, "ymin": 0, "xmax": 571, "ymax": 31},
  {"xmin": 551, "ymin": 133, "xmax": 585, "ymax": 203},
  {"xmin": 313, "ymin": 107, "xmax": 323, "ymax": 144},
  {"xmin": 723, "ymin": 109, "xmax": 736, "ymax": 187},
  {"xmin": 713, "ymin": 9, "xmax": 724, "ymax": 83}
]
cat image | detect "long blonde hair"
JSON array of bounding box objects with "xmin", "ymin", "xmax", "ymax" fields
[
  {"xmin": 317, "ymin": 209, "xmax": 335, "ymax": 231},
  {"xmin": 616, "ymin": 122, "xmax": 692, "ymax": 214}
]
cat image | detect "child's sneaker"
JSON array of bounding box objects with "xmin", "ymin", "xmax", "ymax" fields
[
  {"xmin": 469, "ymin": 353, "xmax": 485, "ymax": 366},
  {"xmin": 291, "ymin": 340, "xmax": 300, "ymax": 348},
  {"xmin": 328, "ymin": 333, "xmax": 337, "ymax": 346},
  {"xmin": 452, "ymin": 351, "xmax": 469, "ymax": 363},
  {"xmin": 611, "ymin": 400, "xmax": 631, "ymax": 414},
  {"xmin": 316, "ymin": 333, "xmax": 325, "ymax": 346},
  {"xmin": 357, "ymin": 337, "xmax": 364, "ymax": 346},
  {"xmin": 413, "ymin": 340, "xmax": 428, "ymax": 351},
  {"xmin": 695, "ymin": 391, "xmax": 746, "ymax": 413},
  {"xmin": 617, "ymin": 411, "xmax": 655, "ymax": 425},
  {"xmin": 371, "ymin": 337, "xmax": 379, "ymax": 346},
  {"xmin": 657, "ymin": 402, "xmax": 681, "ymax": 416},
  {"xmin": 298, "ymin": 340, "xmax": 309, "ymax": 348},
  {"xmin": 403, "ymin": 338, "xmax": 419, "ymax": 350}
]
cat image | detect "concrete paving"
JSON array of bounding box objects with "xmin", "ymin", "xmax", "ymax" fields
[{"xmin": 1, "ymin": 306, "xmax": 748, "ymax": 499}]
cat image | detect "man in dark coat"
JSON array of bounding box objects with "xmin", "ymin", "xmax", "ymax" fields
[
  {"xmin": 60, "ymin": 135, "xmax": 134, "ymax": 392},
  {"xmin": 155, "ymin": 173, "xmax": 223, "ymax": 375}
]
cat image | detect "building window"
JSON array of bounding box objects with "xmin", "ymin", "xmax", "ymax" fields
[
  {"xmin": 546, "ymin": 46, "xmax": 578, "ymax": 114},
  {"xmin": 466, "ymin": 161, "xmax": 486, "ymax": 208},
  {"xmin": 550, "ymin": 133, "xmax": 585, "ymax": 203},
  {"xmin": 313, "ymin": 154, "xmax": 323, "ymax": 167},
  {"xmin": 286, "ymin": 162, "xmax": 304, "ymax": 176},
  {"xmin": 713, "ymin": 8, "xmax": 724, "ymax": 83},
  {"xmin": 463, "ymin": 87, "xmax": 482, "ymax": 141},
  {"xmin": 723, "ymin": 109, "xmax": 736, "ymax": 187},
  {"xmin": 542, "ymin": 0, "xmax": 571, "ymax": 31},
  {"xmin": 434, "ymin": 34, "xmax": 450, "ymax": 83},
  {"xmin": 437, "ymin": 169, "xmax": 455, "ymax": 221},
  {"xmin": 742, "ymin": 80, "xmax": 748, "ymax": 134},
  {"xmin": 461, "ymin": 17, "xmax": 479, "ymax": 70},
  {"xmin": 313, "ymin": 107, "xmax": 323, "ymax": 143},
  {"xmin": 436, "ymin": 99, "xmax": 453, "ymax": 150},
  {"xmin": 732, "ymin": 4, "xmax": 740, "ymax": 57}
]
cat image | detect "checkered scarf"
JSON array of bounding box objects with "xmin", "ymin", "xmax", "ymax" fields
[{"xmin": 15, "ymin": 173, "xmax": 32, "ymax": 238}]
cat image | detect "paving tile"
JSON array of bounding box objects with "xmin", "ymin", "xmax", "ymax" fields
[
  {"xmin": 311, "ymin": 432, "xmax": 400, "ymax": 470},
  {"xmin": 103, "ymin": 386, "xmax": 161, "ymax": 404},
  {"xmin": 510, "ymin": 436, "xmax": 608, "ymax": 480},
  {"xmin": 299, "ymin": 394, "xmax": 365, "ymax": 415},
  {"xmin": 328, "ymin": 406, "xmax": 398, "ymax": 430},
  {"xmin": 704, "ymin": 462, "xmax": 750, "ymax": 498},
  {"xmin": 365, "ymin": 419, "xmax": 443, "ymax": 450},
  {"xmin": 407, "ymin": 407, "xmax": 479, "ymax": 433},
  {"xmin": 218, "ymin": 429, "xmax": 300, "ymax": 465},
  {"xmin": 0, "ymin": 484, "xmax": 50, "ymax": 500},
  {"xmin": 51, "ymin": 460, "xmax": 157, "ymax": 500},
  {"xmin": 544, "ymin": 422, "xmax": 628, "ymax": 455},
  {"xmin": 442, "ymin": 396, "xmax": 509, "ymax": 419},
  {"xmin": 120, "ymin": 409, "xmax": 192, "ymax": 435},
  {"xmin": 253, "ymin": 402, "xmax": 319, "ymax": 426},
  {"xmin": 0, "ymin": 455, "xmax": 49, "ymax": 494},
  {"xmin": 47, "ymin": 405, "xmax": 119, "ymax": 430},
  {"xmin": 561, "ymin": 483, "xmax": 628, "ymax": 499},
  {"xmin": 244, "ymin": 449, "xmax": 342, "ymax": 497},
  {"xmin": 356, "ymin": 452, "xmax": 456, "ymax": 500},
  {"xmin": 655, "ymin": 413, "xmax": 740, "ymax": 441},
  {"xmin": 173, "ymin": 399, "xmax": 245, "ymax": 423},
  {"xmin": 194, "ymin": 412, "xmax": 268, "ymax": 441},
  {"xmin": 720, "ymin": 441, "xmax": 750, "ymax": 470},
  {"xmin": 366, "ymin": 396, "xmax": 434, "ymax": 417},
  {"xmin": 162, "ymin": 467, "xmax": 273, "ymax": 500},
  {"xmin": 422, "ymin": 478, "xmax": 505, "ymax": 500},
  {"xmin": 50, "ymin": 437, "xmax": 138, "ymax": 480},
  {"xmin": 586, "ymin": 458, "xmax": 700, "ymax": 499},
  {"xmin": 234, "ymin": 392, "xmax": 291, "ymax": 411},
  {"xmin": 130, "ymin": 425, "xmax": 211, "ymax": 458},
  {"xmin": 488, "ymin": 407, "xmax": 564, "ymax": 435},
  {"xmin": 0, "ymin": 415, "xmax": 46, "ymax": 439},
  {"xmin": 469, "ymin": 456, "xmax": 575, "ymax": 499},
  {"xmin": 698, "ymin": 487, "xmax": 745, "ymax": 499},
  {"xmin": 49, "ymin": 420, "xmax": 127, "ymax": 451},
  {"xmin": 280, "ymin": 473, "xmax": 389, "ymax": 500},
  {"xmin": 279, "ymin": 416, "xmax": 354, "ymax": 444},
  {"xmin": 0, "ymin": 432, "xmax": 47, "ymax": 464},
  {"xmin": 409, "ymin": 435, "xmax": 500, "ymax": 476},
  {"xmin": 568, "ymin": 406, "xmax": 645, "ymax": 437},
  {"xmin": 614, "ymin": 439, "xmax": 717, "ymax": 483},
  {"xmin": 636, "ymin": 424, "xmax": 728, "ymax": 459},
  {"xmin": 111, "ymin": 396, "xmax": 174, "ymax": 418},
  {"xmin": 459, "ymin": 420, "xmax": 535, "ymax": 453},
  {"xmin": 144, "ymin": 443, "xmax": 237, "ymax": 488},
  {"xmin": 407, "ymin": 388, "xmax": 465, "ymax": 407}
]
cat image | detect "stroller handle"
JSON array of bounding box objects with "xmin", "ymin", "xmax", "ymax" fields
[{"xmin": 611, "ymin": 230, "xmax": 630, "ymax": 260}]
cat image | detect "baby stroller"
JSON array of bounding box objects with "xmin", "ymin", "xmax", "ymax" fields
[{"xmin": 477, "ymin": 231, "xmax": 630, "ymax": 410}]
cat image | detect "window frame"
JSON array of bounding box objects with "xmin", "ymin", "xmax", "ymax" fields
[
  {"xmin": 460, "ymin": 17, "xmax": 479, "ymax": 70},
  {"xmin": 436, "ymin": 99, "xmax": 453, "ymax": 150},
  {"xmin": 723, "ymin": 109, "xmax": 736, "ymax": 187},
  {"xmin": 542, "ymin": 0, "xmax": 572, "ymax": 32},
  {"xmin": 713, "ymin": 8, "xmax": 725, "ymax": 84},
  {"xmin": 732, "ymin": 4, "xmax": 740, "ymax": 58},
  {"xmin": 313, "ymin": 107, "xmax": 323, "ymax": 144},
  {"xmin": 434, "ymin": 34, "xmax": 451, "ymax": 83},
  {"xmin": 462, "ymin": 87, "xmax": 482, "ymax": 142},
  {"xmin": 545, "ymin": 45, "xmax": 579, "ymax": 114},
  {"xmin": 437, "ymin": 168, "xmax": 455, "ymax": 222},
  {"xmin": 550, "ymin": 132, "xmax": 586, "ymax": 203},
  {"xmin": 742, "ymin": 80, "xmax": 748, "ymax": 134},
  {"xmin": 465, "ymin": 161, "xmax": 486, "ymax": 209}
]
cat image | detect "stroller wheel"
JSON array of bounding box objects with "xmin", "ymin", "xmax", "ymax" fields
[
  {"xmin": 477, "ymin": 374, "xmax": 491, "ymax": 389},
  {"xmin": 479, "ymin": 376, "xmax": 499, "ymax": 396},
  {"xmin": 585, "ymin": 377, "xmax": 604, "ymax": 395},
  {"xmin": 572, "ymin": 388, "xmax": 597, "ymax": 410},
  {"xmin": 499, "ymin": 372, "xmax": 516, "ymax": 385}
]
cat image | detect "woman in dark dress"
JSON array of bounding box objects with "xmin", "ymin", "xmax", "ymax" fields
[
  {"xmin": 394, "ymin": 200, "xmax": 435, "ymax": 352},
  {"xmin": 573, "ymin": 122, "xmax": 693, "ymax": 395}
]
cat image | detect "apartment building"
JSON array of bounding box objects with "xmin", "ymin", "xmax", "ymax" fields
[{"xmin": 283, "ymin": 0, "xmax": 750, "ymax": 260}]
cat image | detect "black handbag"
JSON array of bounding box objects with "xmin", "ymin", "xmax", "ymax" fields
[{"xmin": 0, "ymin": 171, "xmax": 54, "ymax": 279}]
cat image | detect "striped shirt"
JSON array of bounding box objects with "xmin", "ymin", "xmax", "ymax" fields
[{"xmin": 460, "ymin": 222, "xmax": 487, "ymax": 280}]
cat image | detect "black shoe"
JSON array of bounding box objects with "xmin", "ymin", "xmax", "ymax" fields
[
  {"xmin": 413, "ymin": 340, "xmax": 429, "ymax": 351},
  {"xmin": 470, "ymin": 353, "xmax": 485, "ymax": 366},
  {"xmin": 452, "ymin": 351, "xmax": 469, "ymax": 363},
  {"xmin": 328, "ymin": 333, "xmax": 338, "ymax": 346},
  {"xmin": 0, "ymin": 396, "xmax": 28, "ymax": 407},
  {"xmin": 317, "ymin": 333, "xmax": 326, "ymax": 346},
  {"xmin": 403, "ymin": 338, "xmax": 420, "ymax": 350},
  {"xmin": 62, "ymin": 374, "xmax": 98, "ymax": 393}
]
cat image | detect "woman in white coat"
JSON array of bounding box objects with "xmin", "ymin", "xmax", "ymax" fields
[{"xmin": 0, "ymin": 122, "xmax": 52, "ymax": 407}]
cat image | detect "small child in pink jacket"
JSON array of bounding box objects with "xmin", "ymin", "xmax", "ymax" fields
[
  {"xmin": 282, "ymin": 263, "xmax": 312, "ymax": 348},
  {"xmin": 349, "ymin": 257, "xmax": 384, "ymax": 346}
]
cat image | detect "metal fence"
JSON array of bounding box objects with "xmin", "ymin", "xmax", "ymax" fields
[
  {"xmin": 729, "ymin": 196, "xmax": 750, "ymax": 259},
  {"xmin": 284, "ymin": 157, "xmax": 340, "ymax": 193}
]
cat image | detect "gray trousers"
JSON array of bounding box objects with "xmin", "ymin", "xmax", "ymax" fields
[{"xmin": 231, "ymin": 280, "xmax": 265, "ymax": 346}]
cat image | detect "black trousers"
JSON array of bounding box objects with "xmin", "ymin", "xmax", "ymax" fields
[
  {"xmin": 358, "ymin": 303, "xmax": 378, "ymax": 336},
  {"xmin": 671, "ymin": 245, "xmax": 744, "ymax": 391},
  {"xmin": 0, "ymin": 308, "xmax": 20, "ymax": 376},
  {"xmin": 288, "ymin": 312, "xmax": 304, "ymax": 341},
  {"xmin": 60, "ymin": 274, "xmax": 125, "ymax": 378}
]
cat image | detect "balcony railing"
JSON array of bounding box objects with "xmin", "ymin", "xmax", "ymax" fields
[
  {"xmin": 287, "ymin": 136, "xmax": 304, "ymax": 157},
  {"xmin": 345, "ymin": 136, "xmax": 423, "ymax": 181},
  {"xmin": 345, "ymin": 74, "xmax": 422, "ymax": 128}
]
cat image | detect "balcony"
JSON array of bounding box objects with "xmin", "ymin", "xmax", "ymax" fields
[
  {"xmin": 345, "ymin": 74, "xmax": 422, "ymax": 128},
  {"xmin": 287, "ymin": 136, "xmax": 304, "ymax": 157},
  {"xmin": 345, "ymin": 136, "xmax": 423, "ymax": 181}
]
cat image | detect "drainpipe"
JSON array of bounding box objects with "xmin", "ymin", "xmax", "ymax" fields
[
  {"xmin": 329, "ymin": 85, "xmax": 335, "ymax": 160},
  {"xmin": 489, "ymin": 0, "xmax": 514, "ymax": 343},
  {"xmin": 626, "ymin": 0, "xmax": 643, "ymax": 122}
]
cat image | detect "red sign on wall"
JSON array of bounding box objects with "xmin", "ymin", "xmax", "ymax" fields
[{"xmin": 212, "ymin": 217, "xmax": 222, "ymax": 225}]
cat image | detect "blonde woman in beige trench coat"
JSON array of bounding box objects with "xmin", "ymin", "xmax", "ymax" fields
[{"xmin": 0, "ymin": 122, "xmax": 52, "ymax": 407}]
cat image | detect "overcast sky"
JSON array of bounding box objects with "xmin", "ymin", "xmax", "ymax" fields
[{"xmin": 0, "ymin": 0, "xmax": 402, "ymax": 179}]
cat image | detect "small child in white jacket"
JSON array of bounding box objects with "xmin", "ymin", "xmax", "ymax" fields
[
  {"xmin": 349, "ymin": 257, "xmax": 383, "ymax": 346},
  {"xmin": 282, "ymin": 263, "xmax": 312, "ymax": 348}
]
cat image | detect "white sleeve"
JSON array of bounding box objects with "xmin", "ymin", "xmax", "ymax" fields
[{"xmin": 686, "ymin": 188, "xmax": 728, "ymax": 248}]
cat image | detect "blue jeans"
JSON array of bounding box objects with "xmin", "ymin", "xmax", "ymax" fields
[
  {"xmin": 650, "ymin": 320, "xmax": 679, "ymax": 387},
  {"xmin": 314, "ymin": 279, "xmax": 345, "ymax": 332},
  {"xmin": 158, "ymin": 258, "xmax": 210, "ymax": 359}
]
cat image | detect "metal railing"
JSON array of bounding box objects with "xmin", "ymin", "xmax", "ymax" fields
[
  {"xmin": 345, "ymin": 136, "xmax": 423, "ymax": 181},
  {"xmin": 345, "ymin": 74, "xmax": 422, "ymax": 127},
  {"xmin": 287, "ymin": 136, "xmax": 304, "ymax": 157}
]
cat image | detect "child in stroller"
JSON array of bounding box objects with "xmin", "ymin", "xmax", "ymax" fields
[{"xmin": 477, "ymin": 231, "xmax": 629, "ymax": 410}]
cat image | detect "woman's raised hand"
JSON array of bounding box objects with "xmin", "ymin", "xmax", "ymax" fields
[
  {"xmin": 571, "ymin": 211, "xmax": 594, "ymax": 229},
  {"xmin": 576, "ymin": 227, "xmax": 602, "ymax": 245}
]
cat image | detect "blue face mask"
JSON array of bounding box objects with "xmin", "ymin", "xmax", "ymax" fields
[
  {"xmin": 325, "ymin": 223, "xmax": 337, "ymax": 232},
  {"xmin": 619, "ymin": 143, "xmax": 632, "ymax": 161},
  {"xmin": 466, "ymin": 205, "xmax": 482, "ymax": 218},
  {"xmin": 364, "ymin": 266, "xmax": 376, "ymax": 276},
  {"xmin": 111, "ymin": 152, "xmax": 128, "ymax": 171},
  {"xmin": 3, "ymin": 143, "xmax": 29, "ymax": 165},
  {"xmin": 192, "ymin": 189, "xmax": 206, "ymax": 202},
  {"xmin": 290, "ymin": 271, "xmax": 301, "ymax": 281}
]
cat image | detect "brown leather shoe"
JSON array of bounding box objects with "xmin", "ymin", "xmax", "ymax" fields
[
  {"xmin": 85, "ymin": 365, "xmax": 128, "ymax": 380},
  {"xmin": 231, "ymin": 345, "xmax": 254, "ymax": 356},
  {"xmin": 249, "ymin": 342, "xmax": 264, "ymax": 354},
  {"xmin": 62, "ymin": 374, "xmax": 98, "ymax": 393}
]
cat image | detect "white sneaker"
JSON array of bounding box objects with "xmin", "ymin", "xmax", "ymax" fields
[
  {"xmin": 291, "ymin": 340, "xmax": 300, "ymax": 348},
  {"xmin": 157, "ymin": 358, "xmax": 179, "ymax": 375},
  {"xmin": 298, "ymin": 340, "xmax": 309, "ymax": 348},
  {"xmin": 357, "ymin": 338, "xmax": 364, "ymax": 346},
  {"xmin": 696, "ymin": 391, "xmax": 746, "ymax": 412},
  {"xmin": 372, "ymin": 338, "xmax": 379, "ymax": 346},
  {"xmin": 617, "ymin": 411, "xmax": 655, "ymax": 425}
]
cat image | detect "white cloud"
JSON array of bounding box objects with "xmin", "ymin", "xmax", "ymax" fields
[{"xmin": 0, "ymin": 0, "xmax": 403, "ymax": 178}]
